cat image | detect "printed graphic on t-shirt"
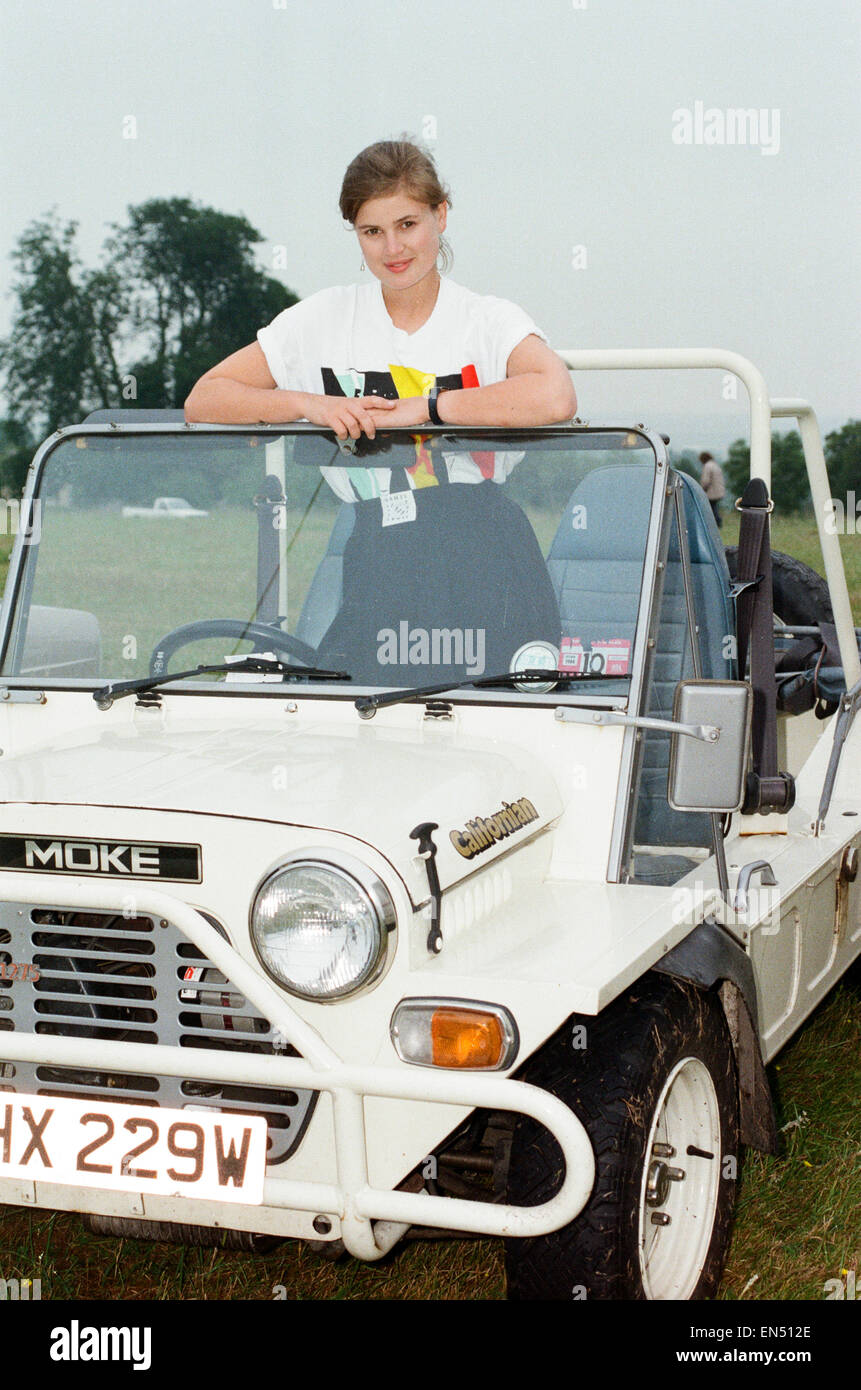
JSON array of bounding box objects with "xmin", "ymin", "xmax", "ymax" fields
[
  {"xmin": 319, "ymin": 362, "xmax": 512, "ymax": 502},
  {"xmin": 320, "ymin": 366, "xmax": 467, "ymax": 401}
]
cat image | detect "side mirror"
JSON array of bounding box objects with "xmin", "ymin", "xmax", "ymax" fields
[{"xmin": 668, "ymin": 679, "xmax": 752, "ymax": 812}]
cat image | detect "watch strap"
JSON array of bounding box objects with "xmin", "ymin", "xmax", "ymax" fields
[{"xmin": 427, "ymin": 386, "xmax": 443, "ymax": 426}]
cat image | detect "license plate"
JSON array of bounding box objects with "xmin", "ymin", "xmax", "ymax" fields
[{"xmin": 0, "ymin": 1094, "xmax": 267, "ymax": 1204}]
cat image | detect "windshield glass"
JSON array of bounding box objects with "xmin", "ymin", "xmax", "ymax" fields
[{"xmin": 2, "ymin": 428, "xmax": 658, "ymax": 699}]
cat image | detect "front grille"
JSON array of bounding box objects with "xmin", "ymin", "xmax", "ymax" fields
[{"xmin": 0, "ymin": 904, "xmax": 316, "ymax": 1164}]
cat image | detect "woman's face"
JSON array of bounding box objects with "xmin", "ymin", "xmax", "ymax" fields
[{"xmin": 353, "ymin": 188, "xmax": 447, "ymax": 292}]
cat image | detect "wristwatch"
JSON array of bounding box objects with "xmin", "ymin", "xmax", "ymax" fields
[{"xmin": 427, "ymin": 385, "xmax": 444, "ymax": 426}]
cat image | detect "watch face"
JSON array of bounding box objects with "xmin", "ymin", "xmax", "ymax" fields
[{"xmin": 510, "ymin": 640, "xmax": 560, "ymax": 693}]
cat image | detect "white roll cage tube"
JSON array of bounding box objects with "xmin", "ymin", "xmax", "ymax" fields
[{"xmin": 557, "ymin": 350, "xmax": 860, "ymax": 691}]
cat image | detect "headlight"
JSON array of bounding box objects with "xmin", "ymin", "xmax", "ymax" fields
[{"xmin": 250, "ymin": 855, "xmax": 395, "ymax": 1000}]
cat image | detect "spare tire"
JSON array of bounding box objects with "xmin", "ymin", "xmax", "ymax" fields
[
  {"xmin": 724, "ymin": 547, "xmax": 833, "ymax": 627},
  {"xmin": 725, "ymin": 546, "xmax": 839, "ymax": 716}
]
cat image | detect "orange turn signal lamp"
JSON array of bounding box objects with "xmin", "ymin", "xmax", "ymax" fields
[{"xmin": 391, "ymin": 999, "xmax": 518, "ymax": 1070}]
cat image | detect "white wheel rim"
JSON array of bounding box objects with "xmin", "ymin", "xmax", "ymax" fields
[{"xmin": 637, "ymin": 1055, "xmax": 723, "ymax": 1300}]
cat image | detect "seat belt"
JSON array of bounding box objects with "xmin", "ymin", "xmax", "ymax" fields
[{"xmin": 731, "ymin": 477, "xmax": 795, "ymax": 814}]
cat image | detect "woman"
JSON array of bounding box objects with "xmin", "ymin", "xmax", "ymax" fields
[{"xmin": 184, "ymin": 139, "xmax": 576, "ymax": 435}]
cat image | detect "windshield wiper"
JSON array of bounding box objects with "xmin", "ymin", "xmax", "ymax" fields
[
  {"xmin": 354, "ymin": 668, "xmax": 630, "ymax": 716},
  {"xmin": 93, "ymin": 657, "xmax": 351, "ymax": 709}
]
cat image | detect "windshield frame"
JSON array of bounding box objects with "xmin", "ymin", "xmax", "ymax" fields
[{"xmin": 0, "ymin": 421, "xmax": 670, "ymax": 712}]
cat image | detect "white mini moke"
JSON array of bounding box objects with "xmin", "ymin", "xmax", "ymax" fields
[{"xmin": 0, "ymin": 349, "xmax": 857, "ymax": 1300}]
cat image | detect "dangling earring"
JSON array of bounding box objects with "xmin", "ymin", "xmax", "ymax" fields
[{"xmin": 360, "ymin": 258, "xmax": 365, "ymax": 271}]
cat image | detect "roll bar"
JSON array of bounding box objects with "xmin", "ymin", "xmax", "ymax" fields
[{"xmin": 557, "ymin": 350, "xmax": 860, "ymax": 689}]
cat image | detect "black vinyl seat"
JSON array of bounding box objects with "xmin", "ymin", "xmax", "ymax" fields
[{"xmin": 300, "ymin": 482, "xmax": 561, "ymax": 686}]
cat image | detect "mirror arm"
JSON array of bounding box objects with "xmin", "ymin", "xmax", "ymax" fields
[{"xmin": 555, "ymin": 707, "xmax": 719, "ymax": 742}]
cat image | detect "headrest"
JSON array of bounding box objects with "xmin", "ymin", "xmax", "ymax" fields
[{"xmin": 549, "ymin": 465, "xmax": 654, "ymax": 563}]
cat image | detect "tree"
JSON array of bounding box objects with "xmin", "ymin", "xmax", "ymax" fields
[
  {"xmin": 0, "ymin": 199, "xmax": 298, "ymax": 436},
  {"xmin": 0, "ymin": 212, "xmax": 96, "ymax": 435},
  {"xmin": 724, "ymin": 429, "xmax": 810, "ymax": 513},
  {"xmin": 104, "ymin": 198, "xmax": 297, "ymax": 406},
  {"xmin": 669, "ymin": 449, "xmax": 700, "ymax": 481},
  {"xmin": 0, "ymin": 418, "xmax": 36, "ymax": 495},
  {"xmin": 824, "ymin": 419, "xmax": 861, "ymax": 502}
]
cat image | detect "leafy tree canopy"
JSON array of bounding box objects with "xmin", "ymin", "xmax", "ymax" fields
[
  {"xmin": 824, "ymin": 419, "xmax": 861, "ymax": 503},
  {"xmin": 0, "ymin": 199, "xmax": 297, "ymax": 438},
  {"xmin": 723, "ymin": 430, "xmax": 810, "ymax": 513}
]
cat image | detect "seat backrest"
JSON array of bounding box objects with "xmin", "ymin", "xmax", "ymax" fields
[
  {"xmin": 295, "ymin": 503, "xmax": 355, "ymax": 649},
  {"xmin": 634, "ymin": 472, "xmax": 735, "ymax": 852},
  {"xmin": 312, "ymin": 482, "xmax": 560, "ymax": 684},
  {"xmin": 546, "ymin": 464, "xmax": 653, "ymax": 659}
]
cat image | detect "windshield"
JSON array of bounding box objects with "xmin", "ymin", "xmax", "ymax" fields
[{"xmin": 1, "ymin": 427, "xmax": 658, "ymax": 700}]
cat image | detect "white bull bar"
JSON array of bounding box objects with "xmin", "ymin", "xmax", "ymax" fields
[{"xmin": 0, "ymin": 872, "xmax": 595, "ymax": 1261}]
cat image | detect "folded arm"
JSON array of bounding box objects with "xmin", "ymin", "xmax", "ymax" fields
[
  {"xmin": 433, "ymin": 335, "xmax": 577, "ymax": 426},
  {"xmin": 356, "ymin": 334, "xmax": 576, "ymax": 429},
  {"xmin": 183, "ymin": 343, "xmax": 396, "ymax": 439},
  {"xmin": 184, "ymin": 334, "xmax": 576, "ymax": 435}
]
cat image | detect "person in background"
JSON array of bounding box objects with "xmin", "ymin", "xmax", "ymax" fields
[{"xmin": 699, "ymin": 450, "xmax": 726, "ymax": 528}]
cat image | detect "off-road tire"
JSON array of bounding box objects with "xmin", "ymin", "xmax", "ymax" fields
[
  {"xmin": 504, "ymin": 974, "xmax": 739, "ymax": 1300},
  {"xmin": 725, "ymin": 547, "xmax": 833, "ymax": 627}
]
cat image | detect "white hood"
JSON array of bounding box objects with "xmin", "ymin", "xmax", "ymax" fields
[{"xmin": 0, "ymin": 714, "xmax": 562, "ymax": 891}]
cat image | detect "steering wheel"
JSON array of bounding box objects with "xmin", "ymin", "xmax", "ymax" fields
[{"xmin": 149, "ymin": 619, "xmax": 318, "ymax": 678}]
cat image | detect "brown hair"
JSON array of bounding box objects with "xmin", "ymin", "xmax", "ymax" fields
[{"xmin": 340, "ymin": 138, "xmax": 453, "ymax": 271}]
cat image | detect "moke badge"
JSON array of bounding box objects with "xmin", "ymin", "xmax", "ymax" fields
[{"xmin": 0, "ymin": 834, "xmax": 202, "ymax": 883}]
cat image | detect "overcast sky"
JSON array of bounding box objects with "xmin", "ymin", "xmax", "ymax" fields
[{"xmin": 0, "ymin": 0, "xmax": 858, "ymax": 451}]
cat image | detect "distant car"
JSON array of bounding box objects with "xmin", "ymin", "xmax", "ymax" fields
[{"xmin": 122, "ymin": 496, "xmax": 208, "ymax": 518}]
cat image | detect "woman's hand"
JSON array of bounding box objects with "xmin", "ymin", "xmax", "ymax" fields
[
  {"xmin": 302, "ymin": 393, "xmax": 397, "ymax": 440},
  {"xmin": 183, "ymin": 343, "xmax": 402, "ymax": 434},
  {"xmin": 362, "ymin": 395, "xmax": 432, "ymax": 429},
  {"xmin": 307, "ymin": 393, "xmax": 433, "ymax": 437}
]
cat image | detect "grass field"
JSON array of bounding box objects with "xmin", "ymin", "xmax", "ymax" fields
[
  {"xmin": 8, "ymin": 506, "xmax": 339, "ymax": 676},
  {"xmin": 721, "ymin": 509, "xmax": 861, "ymax": 611},
  {"xmin": 0, "ymin": 506, "xmax": 858, "ymax": 1301}
]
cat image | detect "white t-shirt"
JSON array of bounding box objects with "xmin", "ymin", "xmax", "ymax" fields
[
  {"xmin": 257, "ymin": 277, "xmax": 547, "ymax": 501},
  {"xmin": 256, "ymin": 276, "xmax": 546, "ymax": 400}
]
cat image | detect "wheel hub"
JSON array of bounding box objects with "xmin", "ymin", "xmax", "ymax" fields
[
  {"xmin": 637, "ymin": 1056, "xmax": 722, "ymax": 1299},
  {"xmin": 645, "ymin": 1153, "xmax": 686, "ymax": 1210}
]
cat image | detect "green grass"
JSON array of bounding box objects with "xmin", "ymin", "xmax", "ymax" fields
[
  {"xmin": 717, "ymin": 961, "xmax": 860, "ymax": 1301},
  {"xmin": 721, "ymin": 509, "xmax": 861, "ymax": 612},
  {"xmin": 0, "ymin": 533, "xmax": 14, "ymax": 578},
  {"xmin": 0, "ymin": 508, "xmax": 858, "ymax": 1300},
  {"xmin": 20, "ymin": 507, "xmax": 338, "ymax": 677}
]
